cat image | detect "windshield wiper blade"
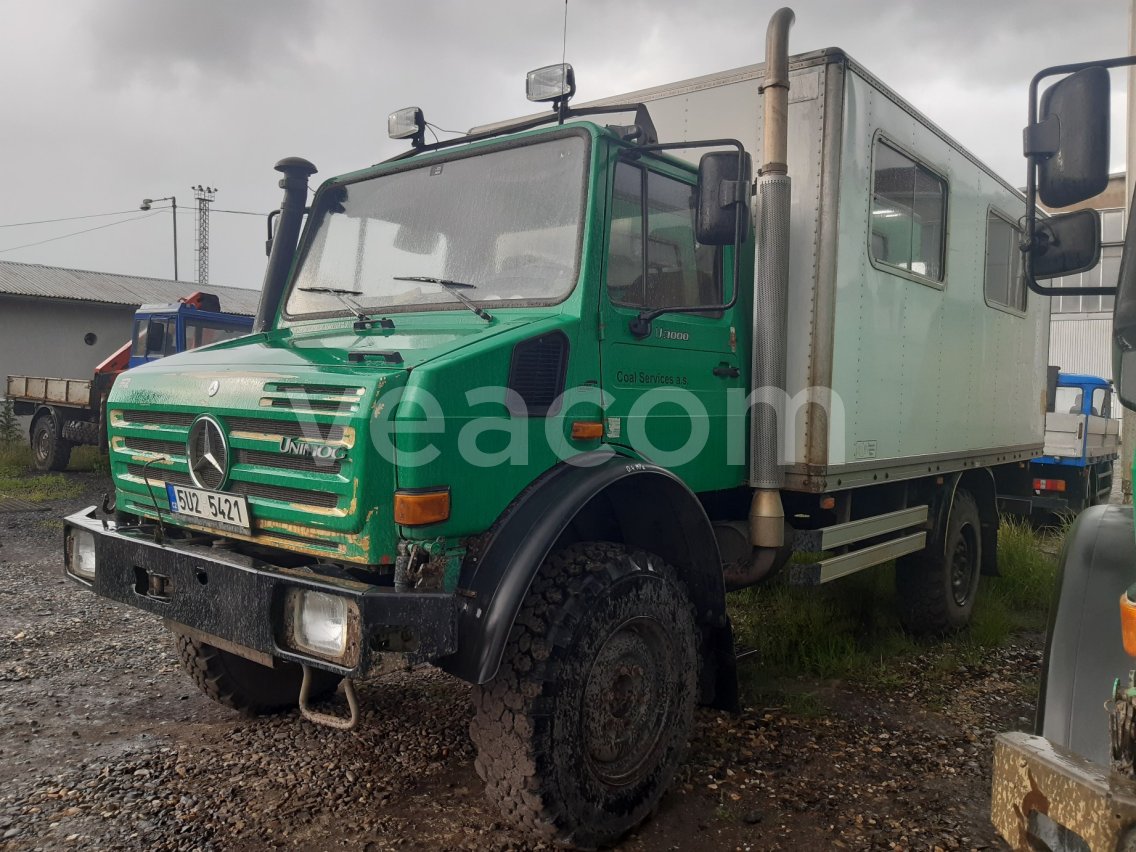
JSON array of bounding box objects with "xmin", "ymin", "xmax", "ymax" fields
[
  {"xmin": 393, "ymin": 276, "xmax": 493, "ymax": 322},
  {"xmin": 298, "ymin": 287, "xmax": 394, "ymax": 330}
]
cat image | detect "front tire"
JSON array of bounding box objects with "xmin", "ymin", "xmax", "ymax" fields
[
  {"xmin": 469, "ymin": 542, "xmax": 699, "ymax": 848},
  {"xmin": 174, "ymin": 633, "xmax": 340, "ymax": 716},
  {"xmin": 896, "ymin": 489, "xmax": 982, "ymax": 635}
]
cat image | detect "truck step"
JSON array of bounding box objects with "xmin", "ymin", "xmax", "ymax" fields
[
  {"xmin": 792, "ymin": 505, "xmax": 928, "ymax": 552},
  {"xmin": 787, "ymin": 531, "xmax": 927, "ymax": 586}
]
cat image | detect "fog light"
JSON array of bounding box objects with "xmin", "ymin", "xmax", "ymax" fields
[
  {"xmin": 66, "ymin": 529, "xmax": 97, "ymax": 581},
  {"xmin": 288, "ymin": 589, "xmax": 356, "ymax": 661},
  {"xmin": 388, "ymin": 106, "xmax": 425, "ymax": 144},
  {"xmin": 526, "ymin": 63, "xmax": 575, "ymax": 103}
]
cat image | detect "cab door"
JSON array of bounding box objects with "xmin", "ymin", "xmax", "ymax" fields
[{"xmin": 598, "ymin": 157, "xmax": 746, "ymax": 492}]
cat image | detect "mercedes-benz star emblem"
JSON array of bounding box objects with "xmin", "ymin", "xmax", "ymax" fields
[
  {"xmin": 207, "ymin": 380, "xmax": 220, "ymax": 397},
  {"xmin": 187, "ymin": 416, "xmax": 229, "ymax": 490}
]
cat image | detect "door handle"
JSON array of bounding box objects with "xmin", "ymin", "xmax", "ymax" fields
[{"xmin": 713, "ymin": 362, "xmax": 740, "ymax": 378}]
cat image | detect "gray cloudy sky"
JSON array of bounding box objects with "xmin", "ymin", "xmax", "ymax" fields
[{"xmin": 0, "ymin": 0, "xmax": 1128, "ymax": 292}]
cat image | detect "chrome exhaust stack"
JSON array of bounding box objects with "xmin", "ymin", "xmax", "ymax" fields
[{"xmin": 749, "ymin": 7, "xmax": 795, "ymax": 549}]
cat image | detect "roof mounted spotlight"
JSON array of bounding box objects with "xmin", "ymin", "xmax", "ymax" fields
[
  {"xmin": 526, "ymin": 63, "xmax": 575, "ymax": 123},
  {"xmin": 388, "ymin": 107, "xmax": 426, "ymax": 148}
]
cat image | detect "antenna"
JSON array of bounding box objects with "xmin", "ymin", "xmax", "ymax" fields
[{"xmin": 562, "ymin": 0, "xmax": 568, "ymax": 68}]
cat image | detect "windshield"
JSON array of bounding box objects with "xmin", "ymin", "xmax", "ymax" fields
[{"xmin": 285, "ymin": 134, "xmax": 587, "ymax": 318}]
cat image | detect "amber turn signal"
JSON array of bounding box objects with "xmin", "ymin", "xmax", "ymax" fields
[
  {"xmin": 570, "ymin": 420, "xmax": 604, "ymax": 440},
  {"xmin": 1121, "ymin": 592, "xmax": 1136, "ymax": 658},
  {"xmin": 394, "ymin": 489, "xmax": 451, "ymax": 526}
]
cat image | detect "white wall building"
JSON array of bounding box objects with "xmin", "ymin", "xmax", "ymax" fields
[{"xmin": 0, "ymin": 260, "xmax": 259, "ymax": 411}]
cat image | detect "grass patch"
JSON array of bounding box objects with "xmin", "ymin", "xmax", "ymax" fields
[
  {"xmin": 0, "ymin": 441, "xmax": 33, "ymax": 477},
  {"xmin": 0, "ymin": 439, "xmax": 86, "ymax": 502},
  {"xmin": 0, "ymin": 472, "xmax": 85, "ymax": 503},
  {"xmin": 729, "ymin": 516, "xmax": 1061, "ymax": 702},
  {"xmin": 69, "ymin": 445, "xmax": 109, "ymax": 475}
]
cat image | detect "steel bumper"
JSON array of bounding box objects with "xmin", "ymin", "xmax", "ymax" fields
[
  {"xmin": 63, "ymin": 507, "xmax": 457, "ymax": 677},
  {"xmin": 992, "ymin": 731, "xmax": 1136, "ymax": 851}
]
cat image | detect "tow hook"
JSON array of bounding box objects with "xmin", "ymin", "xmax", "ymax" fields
[{"xmin": 298, "ymin": 665, "xmax": 360, "ymax": 731}]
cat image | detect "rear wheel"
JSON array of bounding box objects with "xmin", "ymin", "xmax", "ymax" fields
[
  {"xmin": 896, "ymin": 489, "xmax": 982, "ymax": 635},
  {"xmin": 30, "ymin": 410, "xmax": 72, "ymax": 472},
  {"xmin": 174, "ymin": 633, "xmax": 340, "ymax": 716},
  {"xmin": 469, "ymin": 542, "xmax": 699, "ymax": 848}
]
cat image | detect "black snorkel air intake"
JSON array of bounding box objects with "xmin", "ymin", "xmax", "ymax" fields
[{"xmin": 254, "ymin": 157, "xmax": 318, "ymax": 333}]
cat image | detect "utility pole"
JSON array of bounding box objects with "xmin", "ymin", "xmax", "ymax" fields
[{"xmin": 193, "ymin": 185, "xmax": 217, "ymax": 286}]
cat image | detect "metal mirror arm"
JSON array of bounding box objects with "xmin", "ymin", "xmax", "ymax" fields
[
  {"xmin": 620, "ymin": 138, "xmax": 748, "ymax": 339},
  {"xmin": 1024, "ymin": 55, "xmax": 1136, "ymax": 297}
]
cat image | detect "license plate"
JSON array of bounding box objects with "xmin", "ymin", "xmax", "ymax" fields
[{"xmin": 165, "ymin": 484, "xmax": 251, "ymax": 534}]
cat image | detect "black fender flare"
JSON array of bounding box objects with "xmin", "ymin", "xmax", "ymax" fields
[
  {"xmin": 28, "ymin": 404, "xmax": 60, "ymax": 441},
  {"xmin": 438, "ymin": 453, "xmax": 736, "ymax": 709},
  {"xmin": 1038, "ymin": 503, "xmax": 1135, "ymax": 765},
  {"xmin": 920, "ymin": 468, "xmax": 999, "ymax": 576}
]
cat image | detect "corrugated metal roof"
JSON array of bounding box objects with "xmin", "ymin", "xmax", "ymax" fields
[{"xmin": 0, "ymin": 260, "xmax": 261, "ymax": 315}]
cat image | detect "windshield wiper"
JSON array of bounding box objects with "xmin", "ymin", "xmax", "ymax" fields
[
  {"xmin": 298, "ymin": 287, "xmax": 394, "ymax": 330},
  {"xmin": 393, "ymin": 276, "xmax": 493, "ymax": 322}
]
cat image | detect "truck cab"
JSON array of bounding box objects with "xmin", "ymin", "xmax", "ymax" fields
[{"xmin": 128, "ymin": 297, "xmax": 253, "ymax": 368}]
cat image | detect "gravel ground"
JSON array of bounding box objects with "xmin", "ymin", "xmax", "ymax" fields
[{"xmin": 0, "ymin": 473, "xmax": 1034, "ymax": 850}]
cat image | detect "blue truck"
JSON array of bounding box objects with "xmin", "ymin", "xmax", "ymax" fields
[
  {"xmin": 1029, "ymin": 369, "xmax": 1119, "ymax": 514},
  {"xmin": 6, "ymin": 292, "xmax": 252, "ymax": 471}
]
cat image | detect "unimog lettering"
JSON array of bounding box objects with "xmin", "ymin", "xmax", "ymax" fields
[{"xmin": 278, "ymin": 437, "xmax": 346, "ymax": 460}]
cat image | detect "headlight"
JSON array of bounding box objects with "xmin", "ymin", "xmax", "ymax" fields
[
  {"xmin": 66, "ymin": 529, "xmax": 97, "ymax": 581},
  {"xmin": 287, "ymin": 589, "xmax": 358, "ymax": 662}
]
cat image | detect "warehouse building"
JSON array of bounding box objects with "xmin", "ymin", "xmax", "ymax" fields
[
  {"xmin": 0, "ymin": 260, "xmax": 260, "ymax": 400},
  {"xmin": 1047, "ymin": 172, "xmax": 1125, "ymax": 401}
]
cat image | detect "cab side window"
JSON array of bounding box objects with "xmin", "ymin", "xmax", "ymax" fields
[{"xmin": 607, "ymin": 161, "xmax": 721, "ymax": 312}]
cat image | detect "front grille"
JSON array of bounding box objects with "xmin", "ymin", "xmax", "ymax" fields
[
  {"xmin": 124, "ymin": 437, "xmax": 184, "ymax": 456},
  {"xmin": 118, "ymin": 408, "xmax": 349, "ymax": 513},
  {"xmin": 230, "ymin": 481, "xmax": 339, "ymax": 509},
  {"xmin": 128, "ymin": 464, "xmax": 192, "ymax": 486},
  {"xmin": 120, "ymin": 410, "xmax": 195, "ymax": 427},
  {"xmin": 236, "ymin": 448, "xmax": 342, "ymax": 474},
  {"xmin": 127, "ymin": 464, "xmax": 339, "ymax": 509},
  {"xmin": 225, "ymin": 417, "xmax": 346, "ymax": 442}
]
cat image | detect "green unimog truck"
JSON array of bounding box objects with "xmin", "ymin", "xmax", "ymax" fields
[{"xmin": 64, "ymin": 8, "xmax": 1055, "ymax": 846}]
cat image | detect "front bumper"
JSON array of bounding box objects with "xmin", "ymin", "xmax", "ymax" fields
[
  {"xmin": 63, "ymin": 507, "xmax": 457, "ymax": 677},
  {"xmin": 991, "ymin": 731, "xmax": 1136, "ymax": 850}
]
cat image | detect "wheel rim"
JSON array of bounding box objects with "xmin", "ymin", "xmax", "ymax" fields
[
  {"xmin": 33, "ymin": 424, "xmax": 50, "ymax": 464},
  {"xmin": 950, "ymin": 524, "xmax": 979, "ymax": 607},
  {"xmin": 581, "ymin": 616, "xmax": 672, "ymax": 787}
]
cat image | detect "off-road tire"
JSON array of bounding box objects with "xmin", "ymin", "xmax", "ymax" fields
[
  {"xmin": 469, "ymin": 542, "xmax": 699, "ymax": 848},
  {"xmin": 896, "ymin": 489, "xmax": 982, "ymax": 635},
  {"xmin": 175, "ymin": 633, "xmax": 340, "ymax": 716},
  {"xmin": 31, "ymin": 410, "xmax": 72, "ymax": 472}
]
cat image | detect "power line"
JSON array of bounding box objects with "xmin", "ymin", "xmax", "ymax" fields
[
  {"xmin": 0, "ymin": 211, "xmax": 160, "ymax": 254},
  {"xmin": 0, "ymin": 208, "xmax": 143, "ymax": 229}
]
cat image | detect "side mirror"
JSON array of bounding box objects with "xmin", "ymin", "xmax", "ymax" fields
[
  {"xmin": 1113, "ymin": 206, "xmax": 1136, "ymax": 409},
  {"xmin": 1036, "ymin": 66, "xmax": 1110, "ymax": 208},
  {"xmin": 696, "ymin": 151, "xmax": 752, "ymax": 246},
  {"xmin": 145, "ymin": 319, "xmax": 165, "ymax": 354},
  {"xmin": 1032, "ymin": 209, "xmax": 1102, "ymax": 279}
]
